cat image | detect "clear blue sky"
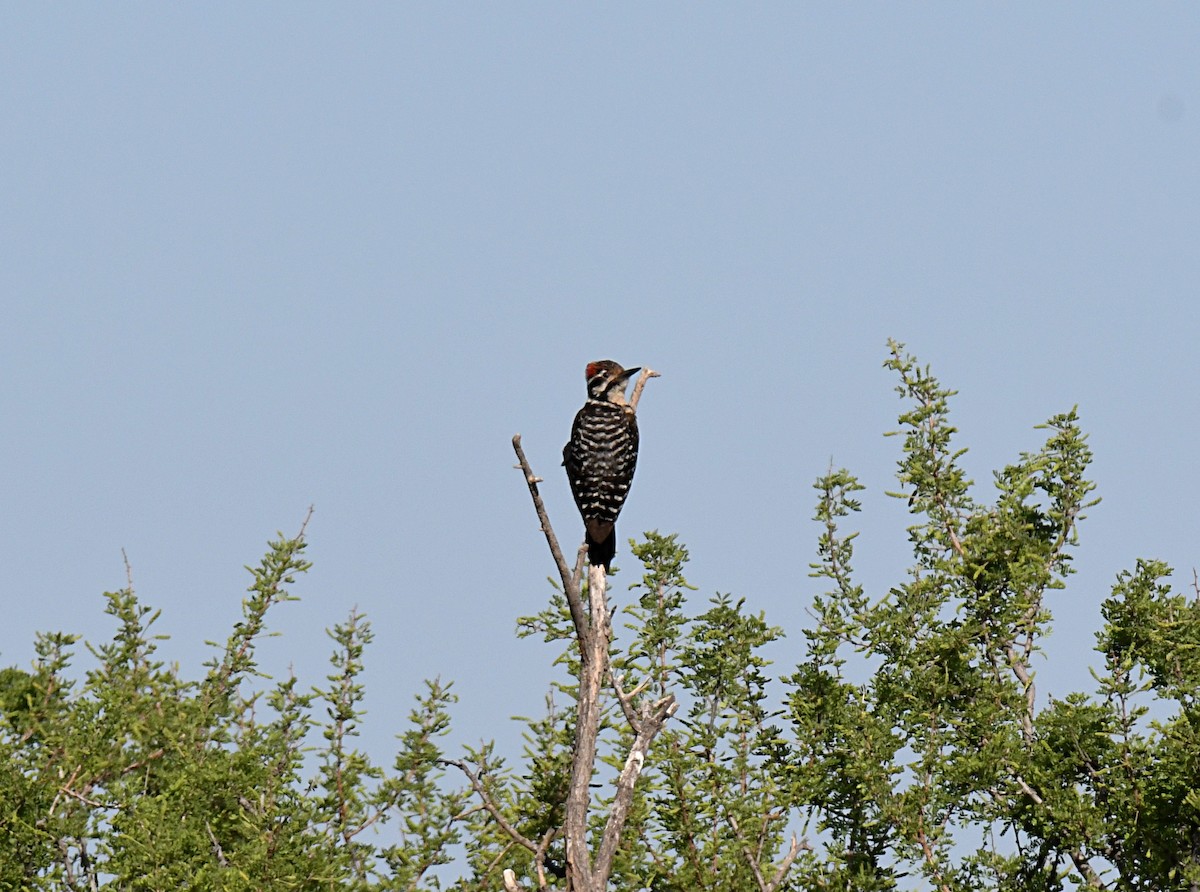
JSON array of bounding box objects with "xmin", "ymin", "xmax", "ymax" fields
[{"xmin": 2, "ymin": 6, "xmax": 1197, "ymax": 780}]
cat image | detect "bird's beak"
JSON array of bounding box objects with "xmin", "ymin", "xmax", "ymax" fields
[{"xmin": 619, "ymin": 367, "xmax": 641, "ymax": 382}]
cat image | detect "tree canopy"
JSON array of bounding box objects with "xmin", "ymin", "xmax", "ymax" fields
[{"xmin": 2, "ymin": 342, "xmax": 1197, "ymax": 891}]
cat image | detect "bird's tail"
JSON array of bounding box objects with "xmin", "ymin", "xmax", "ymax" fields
[{"xmin": 586, "ymin": 526, "xmax": 617, "ymax": 573}]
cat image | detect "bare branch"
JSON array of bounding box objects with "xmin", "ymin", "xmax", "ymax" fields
[
  {"xmin": 594, "ymin": 693, "xmax": 677, "ymax": 887},
  {"xmin": 1015, "ymin": 775, "xmax": 1105, "ymax": 888},
  {"xmin": 451, "ymin": 803, "xmax": 486, "ymax": 822},
  {"xmin": 206, "ymin": 821, "xmax": 230, "ymax": 868},
  {"xmin": 725, "ymin": 812, "xmax": 808, "ymax": 892},
  {"xmin": 512, "ymin": 434, "xmax": 588, "ymax": 640},
  {"xmin": 727, "ymin": 814, "xmax": 769, "ymax": 892},
  {"xmin": 1009, "ymin": 654, "xmax": 1037, "ymax": 745},
  {"xmin": 502, "ymin": 868, "xmax": 525, "ymax": 892},
  {"xmin": 629, "ymin": 367, "xmax": 660, "ymax": 412},
  {"xmin": 766, "ymin": 835, "xmax": 809, "ymax": 892},
  {"xmin": 533, "ymin": 826, "xmax": 560, "ymax": 892},
  {"xmin": 571, "ymin": 543, "xmax": 587, "ymax": 594},
  {"xmin": 914, "ymin": 822, "xmax": 953, "ymax": 892},
  {"xmin": 56, "ymin": 785, "xmax": 118, "ymax": 812},
  {"xmin": 482, "ymin": 842, "xmax": 516, "ymax": 879},
  {"xmin": 611, "ymin": 672, "xmax": 652, "ymax": 730},
  {"xmin": 440, "ymin": 758, "xmax": 538, "ymax": 855},
  {"xmin": 563, "ymin": 565, "xmax": 610, "ymax": 892},
  {"xmin": 49, "ymin": 765, "xmax": 82, "ymax": 818}
]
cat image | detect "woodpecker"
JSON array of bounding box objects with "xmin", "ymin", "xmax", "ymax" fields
[{"xmin": 562, "ymin": 360, "xmax": 641, "ymax": 572}]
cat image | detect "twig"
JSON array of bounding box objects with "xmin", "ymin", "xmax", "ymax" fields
[
  {"xmin": 727, "ymin": 814, "xmax": 769, "ymax": 892},
  {"xmin": 726, "ymin": 814, "xmax": 808, "ymax": 892},
  {"xmin": 611, "ymin": 673, "xmax": 651, "ymax": 730},
  {"xmin": 1015, "ymin": 775, "xmax": 1043, "ymax": 804},
  {"xmin": 120, "ymin": 748, "xmax": 166, "ymax": 776},
  {"xmin": 1015, "ymin": 775, "xmax": 1105, "ymax": 888},
  {"xmin": 49, "ymin": 766, "xmax": 83, "ymax": 818},
  {"xmin": 121, "ymin": 548, "xmax": 135, "ymax": 593},
  {"xmin": 56, "ymin": 786, "xmax": 117, "ymax": 811},
  {"xmin": 629, "ymin": 368, "xmax": 660, "ymax": 412},
  {"xmin": 483, "ymin": 843, "xmax": 517, "ymax": 881},
  {"xmin": 767, "ymin": 835, "xmax": 809, "ymax": 892},
  {"xmin": 512, "ymin": 435, "xmax": 588, "ymax": 640},
  {"xmin": 533, "ymin": 826, "xmax": 560, "ymax": 891},
  {"xmin": 297, "ymin": 504, "xmax": 315, "ymax": 539},
  {"xmin": 206, "ymin": 821, "xmax": 230, "ymax": 868},
  {"xmin": 451, "ymin": 803, "xmax": 486, "ymax": 822},
  {"xmin": 439, "ymin": 758, "xmax": 538, "ymax": 855},
  {"xmin": 628, "ymin": 367, "xmax": 667, "ymax": 410}
]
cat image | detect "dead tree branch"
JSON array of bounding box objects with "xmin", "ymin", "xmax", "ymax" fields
[
  {"xmin": 595, "ymin": 691, "xmax": 677, "ymax": 884},
  {"xmin": 439, "ymin": 758, "xmax": 538, "ymax": 856},
  {"xmin": 726, "ymin": 815, "xmax": 808, "ymax": 892},
  {"xmin": 629, "ymin": 368, "xmax": 660, "ymax": 412},
  {"xmin": 507, "ymin": 369, "xmax": 668, "ymax": 892},
  {"xmin": 563, "ymin": 563, "xmax": 609, "ymax": 891},
  {"xmin": 512, "ymin": 434, "xmax": 588, "ymax": 641}
]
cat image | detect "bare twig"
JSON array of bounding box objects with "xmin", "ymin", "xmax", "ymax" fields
[
  {"xmin": 727, "ymin": 815, "xmax": 769, "ymax": 892},
  {"xmin": 120, "ymin": 747, "xmax": 165, "ymax": 776},
  {"xmin": 726, "ymin": 814, "xmax": 808, "ymax": 892},
  {"xmin": 56, "ymin": 786, "xmax": 117, "ymax": 812},
  {"xmin": 1015, "ymin": 775, "xmax": 1043, "ymax": 804},
  {"xmin": 49, "ymin": 765, "xmax": 83, "ymax": 818},
  {"xmin": 533, "ymin": 826, "xmax": 560, "ymax": 891},
  {"xmin": 450, "ymin": 802, "xmax": 486, "ymax": 822},
  {"xmin": 502, "ymin": 868, "xmax": 525, "ymax": 892},
  {"xmin": 482, "ymin": 842, "xmax": 517, "ymax": 879},
  {"xmin": 629, "ymin": 367, "xmax": 660, "ymax": 412},
  {"xmin": 767, "ymin": 835, "xmax": 809, "ymax": 892},
  {"xmin": 611, "ymin": 673, "xmax": 652, "ymax": 729},
  {"xmin": 512, "ymin": 435, "xmax": 588, "ymax": 641},
  {"xmin": 206, "ymin": 821, "xmax": 230, "ymax": 868},
  {"xmin": 440, "ymin": 758, "xmax": 538, "ymax": 855},
  {"xmin": 1015, "ymin": 775, "xmax": 1105, "ymax": 888}
]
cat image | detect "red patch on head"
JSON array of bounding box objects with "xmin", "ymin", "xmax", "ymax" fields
[{"xmin": 586, "ymin": 361, "xmax": 602, "ymax": 378}]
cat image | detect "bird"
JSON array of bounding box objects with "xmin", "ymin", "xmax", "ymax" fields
[{"xmin": 562, "ymin": 360, "xmax": 641, "ymax": 572}]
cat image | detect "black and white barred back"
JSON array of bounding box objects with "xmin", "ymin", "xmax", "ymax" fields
[{"xmin": 562, "ymin": 360, "xmax": 641, "ymax": 572}]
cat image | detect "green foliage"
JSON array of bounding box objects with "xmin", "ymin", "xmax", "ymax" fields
[
  {"xmin": 3, "ymin": 342, "xmax": 1198, "ymax": 891},
  {"xmin": 778, "ymin": 341, "xmax": 1193, "ymax": 891},
  {"xmin": 0, "ymin": 531, "xmax": 464, "ymax": 891}
]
